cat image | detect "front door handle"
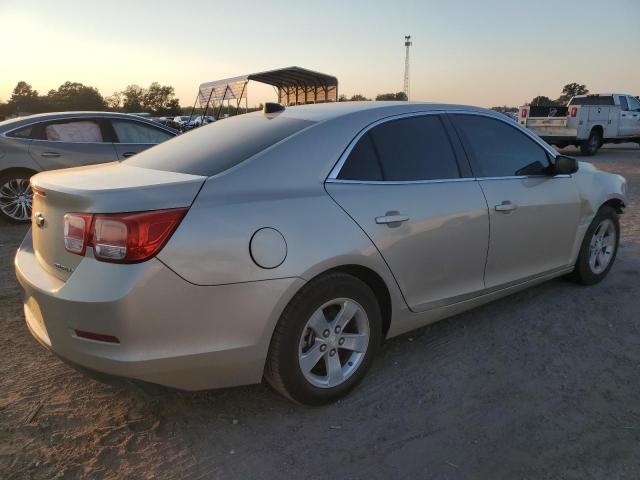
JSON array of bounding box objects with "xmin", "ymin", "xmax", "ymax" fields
[
  {"xmin": 122, "ymin": 152, "xmax": 137, "ymax": 158},
  {"xmin": 495, "ymin": 201, "xmax": 518, "ymax": 213},
  {"xmin": 375, "ymin": 211, "xmax": 409, "ymax": 226},
  {"xmin": 40, "ymin": 151, "xmax": 60, "ymax": 158}
]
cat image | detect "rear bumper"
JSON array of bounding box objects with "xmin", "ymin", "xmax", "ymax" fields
[{"xmin": 15, "ymin": 229, "xmax": 304, "ymax": 390}]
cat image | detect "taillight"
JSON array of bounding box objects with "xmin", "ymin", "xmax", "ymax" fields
[
  {"xmin": 63, "ymin": 208, "xmax": 187, "ymax": 263},
  {"xmin": 63, "ymin": 213, "xmax": 92, "ymax": 255},
  {"xmin": 570, "ymin": 107, "xmax": 578, "ymax": 117},
  {"xmin": 521, "ymin": 108, "xmax": 527, "ymax": 118}
]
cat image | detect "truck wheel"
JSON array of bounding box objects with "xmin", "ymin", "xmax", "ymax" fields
[{"xmin": 580, "ymin": 129, "xmax": 601, "ymax": 156}]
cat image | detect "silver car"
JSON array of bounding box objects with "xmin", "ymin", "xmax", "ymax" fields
[
  {"xmin": 15, "ymin": 102, "xmax": 626, "ymax": 405},
  {"xmin": 0, "ymin": 112, "xmax": 177, "ymax": 222}
]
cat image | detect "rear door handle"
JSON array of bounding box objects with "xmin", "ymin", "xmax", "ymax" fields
[
  {"xmin": 495, "ymin": 201, "xmax": 518, "ymax": 213},
  {"xmin": 375, "ymin": 212, "xmax": 409, "ymax": 226},
  {"xmin": 122, "ymin": 152, "xmax": 137, "ymax": 158},
  {"xmin": 40, "ymin": 151, "xmax": 60, "ymax": 158}
]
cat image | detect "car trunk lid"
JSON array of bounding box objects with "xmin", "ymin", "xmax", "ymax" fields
[{"xmin": 30, "ymin": 162, "xmax": 206, "ymax": 281}]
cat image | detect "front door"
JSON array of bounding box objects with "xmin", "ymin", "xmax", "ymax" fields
[
  {"xmin": 326, "ymin": 114, "xmax": 489, "ymax": 312},
  {"xmin": 450, "ymin": 113, "xmax": 582, "ymax": 288},
  {"xmin": 107, "ymin": 118, "xmax": 175, "ymax": 159}
]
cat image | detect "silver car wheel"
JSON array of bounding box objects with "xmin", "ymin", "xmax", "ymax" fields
[
  {"xmin": 298, "ymin": 298, "xmax": 370, "ymax": 389},
  {"xmin": 588, "ymin": 218, "xmax": 616, "ymax": 274},
  {"xmin": 0, "ymin": 178, "xmax": 32, "ymax": 221}
]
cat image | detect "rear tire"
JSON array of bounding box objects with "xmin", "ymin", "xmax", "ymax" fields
[
  {"xmin": 0, "ymin": 170, "xmax": 35, "ymax": 223},
  {"xmin": 580, "ymin": 129, "xmax": 601, "ymax": 156},
  {"xmin": 265, "ymin": 272, "xmax": 382, "ymax": 405},
  {"xmin": 569, "ymin": 206, "xmax": 619, "ymax": 285}
]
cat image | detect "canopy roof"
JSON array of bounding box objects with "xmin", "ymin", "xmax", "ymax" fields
[{"xmin": 197, "ymin": 66, "xmax": 338, "ymax": 106}]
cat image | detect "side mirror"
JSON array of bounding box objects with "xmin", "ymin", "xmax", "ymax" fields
[{"xmin": 553, "ymin": 155, "xmax": 579, "ymax": 175}]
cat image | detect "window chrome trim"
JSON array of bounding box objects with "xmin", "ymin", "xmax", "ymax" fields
[
  {"xmin": 1, "ymin": 115, "xmax": 176, "ymax": 144},
  {"xmin": 326, "ymin": 177, "xmax": 477, "ymax": 185},
  {"xmin": 326, "ymin": 174, "xmax": 572, "ymax": 185},
  {"xmin": 326, "ymin": 108, "xmax": 564, "ymax": 183}
]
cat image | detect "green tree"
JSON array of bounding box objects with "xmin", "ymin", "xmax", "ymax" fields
[
  {"xmin": 530, "ymin": 95, "xmax": 557, "ymax": 106},
  {"xmin": 143, "ymin": 82, "xmax": 181, "ymax": 115},
  {"xmin": 349, "ymin": 94, "xmax": 370, "ymax": 101},
  {"xmin": 8, "ymin": 81, "xmax": 46, "ymax": 113},
  {"xmin": 121, "ymin": 85, "xmax": 146, "ymax": 112},
  {"xmin": 556, "ymin": 83, "xmax": 588, "ymax": 105},
  {"xmin": 47, "ymin": 82, "xmax": 105, "ymax": 111},
  {"xmin": 105, "ymin": 91, "xmax": 123, "ymax": 111},
  {"xmin": 375, "ymin": 92, "xmax": 407, "ymax": 101}
]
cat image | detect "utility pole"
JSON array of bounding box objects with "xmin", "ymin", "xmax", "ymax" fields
[{"xmin": 404, "ymin": 35, "xmax": 412, "ymax": 100}]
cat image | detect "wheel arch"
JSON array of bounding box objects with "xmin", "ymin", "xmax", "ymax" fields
[
  {"xmin": 590, "ymin": 124, "xmax": 604, "ymax": 136},
  {"xmin": 601, "ymin": 197, "xmax": 625, "ymax": 214},
  {"xmin": 327, "ymin": 264, "xmax": 393, "ymax": 338},
  {"xmin": 0, "ymin": 166, "xmax": 40, "ymax": 180}
]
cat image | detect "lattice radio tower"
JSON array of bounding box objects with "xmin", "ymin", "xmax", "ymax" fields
[{"xmin": 404, "ymin": 35, "xmax": 412, "ymax": 100}]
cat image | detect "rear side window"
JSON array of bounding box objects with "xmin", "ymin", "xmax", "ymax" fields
[
  {"xmin": 452, "ymin": 114, "xmax": 550, "ymax": 177},
  {"xmin": 125, "ymin": 113, "xmax": 314, "ymax": 176},
  {"xmin": 338, "ymin": 115, "xmax": 460, "ymax": 181},
  {"xmin": 569, "ymin": 96, "xmax": 615, "ymax": 106},
  {"xmin": 338, "ymin": 133, "xmax": 382, "ymax": 181},
  {"xmin": 619, "ymin": 96, "xmax": 629, "ymax": 111},
  {"xmin": 111, "ymin": 119, "xmax": 173, "ymax": 144}
]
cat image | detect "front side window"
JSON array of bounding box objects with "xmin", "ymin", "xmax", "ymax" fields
[
  {"xmin": 627, "ymin": 96, "xmax": 640, "ymax": 111},
  {"xmin": 338, "ymin": 115, "xmax": 460, "ymax": 181},
  {"xmin": 452, "ymin": 114, "xmax": 550, "ymax": 177},
  {"xmin": 111, "ymin": 120, "xmax": 173, "ymax": 144},
  {"xmin": 42, "ymin": 119, "xmax": 105, "ymax": 142}
]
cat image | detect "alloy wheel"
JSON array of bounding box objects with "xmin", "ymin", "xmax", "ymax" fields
[
  {"xmin": 0, "ymin": 178, "xmax": 32, "ymax": 221},
  {"xmin": 298, "ymin": 298, "xmax": 370, "ymax": 388},
  {"xmin": 588, "ymin": 218, "xmax": 616, "ymax": 274}
]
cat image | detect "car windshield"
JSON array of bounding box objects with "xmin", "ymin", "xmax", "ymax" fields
[{"xmin": 124, "ymin": 112, "xmax": 314, "ymax": 176}]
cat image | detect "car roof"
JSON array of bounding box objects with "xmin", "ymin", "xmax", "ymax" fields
[
  {"xmin": 0, "ymin": 111, "xmax": 172, "ymax": 133},
  {"xmin": 276, "ymin": 101, "xmax": 487, "ymax": 123}
]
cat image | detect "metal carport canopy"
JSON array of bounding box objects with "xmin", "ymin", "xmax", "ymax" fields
[{"xmin": 197, "ymin": 66, "xmax": 338, "ymax": 106}]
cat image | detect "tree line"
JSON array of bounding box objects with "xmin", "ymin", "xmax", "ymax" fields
[
  {"xmin": 338, "ymin": 92, "xmax": 408, "ymax": 102},
  {"xmin": 529, "ymin": 82, "xmax": 589, "ymax": 106},
  {"xmin": 0, "ymin": 80, "xmax": 182, "ymax": 118}
]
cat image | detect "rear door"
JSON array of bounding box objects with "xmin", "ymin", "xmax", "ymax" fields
[
  {"xmin": 28, "ymin": 117, "xmax": 117, "ymax": 170},
  {"xmin": 450, "ymin": 113, "xmax": 581, "ymax": 288},
  {"xmin": 108, "ymin": 118, "xmax": 175, "ymax": 159},
  {"xmin": 326, "ymin": 113, "xmax": 489, "ymax": 312}
]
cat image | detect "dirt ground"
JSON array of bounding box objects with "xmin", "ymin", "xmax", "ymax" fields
[{"xmin": 1, "ymin": 144, "xmax": 639, "ymax": 480}]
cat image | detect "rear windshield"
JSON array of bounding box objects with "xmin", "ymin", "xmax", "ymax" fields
[
  {"xmin": 569, "ymin": 96, "xmax": 614, "ymax": 106},
  {"xmin": 125, "ymin": 113, "xmax": 314, "ymax": 176}
]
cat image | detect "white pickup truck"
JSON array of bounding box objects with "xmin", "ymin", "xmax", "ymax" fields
[{"xmin": 519, "ymin": 93, "xmax": 640, "ymax": 155}]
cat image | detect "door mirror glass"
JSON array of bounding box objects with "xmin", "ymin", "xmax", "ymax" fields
[{"xmin": 553, "ymin": 155, "xmax": 578, "ymax": 175}]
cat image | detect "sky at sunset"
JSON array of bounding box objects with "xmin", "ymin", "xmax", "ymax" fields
[{"xmin": 1, "ymin": 0, "xmax": 639, "ymax": 108}]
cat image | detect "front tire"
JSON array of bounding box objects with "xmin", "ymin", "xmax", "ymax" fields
[
  {"xmin": 570, "ymin": 206, "xmax": 619, "ymax": 285},
  {"xmin": 580, "ymin": 129, "xmax": 601, "ymax": 156},
  {"xmin": 0, "ymin": 170, "xmax": 34, "ymax": 223},
  {"xmin": 265, "ymin": 272, "xmax": 382, "ymax": 405}
]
